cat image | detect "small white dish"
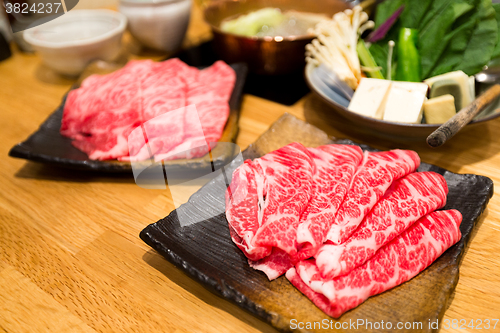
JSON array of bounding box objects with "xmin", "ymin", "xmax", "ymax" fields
[
  {"xmin": 119, "ymin": 0, "xmax": 191, "ymax": 52},
  {"xmin": 24, "ymin": 10, "xmax": 127, "ymax": 76}
]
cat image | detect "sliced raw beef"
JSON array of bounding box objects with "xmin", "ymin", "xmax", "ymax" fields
[
  {"xmin": 62, "ymin": 60, "xmax": 155, "ymax": 140},
  {"xmin": 140, "ymin": 61, "xmax": 191, "ymax": 122},
  {"xmin": 295, "ymin": 145, "xmax": 363, "ymax": 261},
  {"xmin": 316, "ymin": 171, "xmax": 448, "ymax": 279},
  {"xmin": 188, "ymin": 61, "xmax": 236, "ymax": 103},
  {"xmin": 226, "ymin": 142, "xmax": 316, "ymax": 265},
  {"xmin": 226, "ymin": 161, "xmax": 270, "ymax": 261},
  {"xmin": 123, "ymin": 105, "xmax": 197, "ymax": 162},
  {"xmin": 62, "ymin": 59, "xmax": 187, "ymax": 160},
  {"xmin": 248, "ymin": 248, "xmax": 294, "ymax": 280},
  {"xmin": 154, "ymin": 61, "xmax": 236, "ymax": 162},
  {"xmin": 287, "ymin": 210, "xmax": 462, "ymax": 318},
  {"xmin": 326, "ymin": 150, "xmax": 420, "ymax": 245},
  {"xmin": 126, "ymin": 61, "xmax": 236, "ymax": 162},
  {"xmin": 61, "ymin": 59, "xmax": 235, "ymax": 161}
]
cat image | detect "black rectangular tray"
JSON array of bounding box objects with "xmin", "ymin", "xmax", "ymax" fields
[
  {"xmin": 9, "ymin": 62, "xmax": 248, "ymax": 173},
  {"xmin": 139, "ymin": 114, "xmax": 494, "ymax": 333}
]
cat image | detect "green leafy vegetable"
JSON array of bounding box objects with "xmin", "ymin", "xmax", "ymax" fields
[
  {"xmin": 427, "ymin": 18, "xmax": 476, "ymax": 77},
  {"xmin": 491, "ymin": 3, "xmax": 500, "ymax": 59},
  {"xmin": 374, "ymin": 0, "xmax": 405, "ymax": 28},
  {"xmin": 419, "ymin": 0, "xmax": 461, "ymax": 31},
  {"xmin": 419, "ymin": 0, "xmax": 474, "ymax": 78},
  {"xmin": 396, "ymin": 28, "xmax": 421, "ymax": 81},
  {"xmin": 399, "ymin": 0, "xmax": 432, "ymax": 29},
  {"xmin": 453, "ymin": 0, "xmax": 498, "ymax": 75},
  {"xmin": 369, "ymin": 0, "xmax": 499, "ymax": 80}
]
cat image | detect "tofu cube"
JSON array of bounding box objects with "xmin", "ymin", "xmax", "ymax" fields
[
  {"xmin": 383, "ymin": 81, "xmax": 428, "ymax": 123},
  {"xmin": 423, "ymin": 94, "xmax": 456, "ymax": 124},
  {"xmin": 348, "ymin": 78, "xmax": 392, "ymax": 119}
]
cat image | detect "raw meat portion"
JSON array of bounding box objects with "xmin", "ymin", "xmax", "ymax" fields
[
  {"xmin": 127, "ymin": 61, "xmax": 236, "ymax": 162},
  {"xmin": 248, "ymin": 144, "xmax": 363, "ymax": 280},
  {"xmin": 62, "ymin": 59, "xmax": 188, "ymax": 160},
  {"xmin": 295, "ymin": 145, "xmax": 363, "ymax": 261},
  {"xmin": 287, "ymin": 210, "xmax": 463, "ymax": 318},
  {"xmin": 141, "ymin": 58, "xmax": 193, "ymax": 121},
  {"xmin": 154, "ymin": 62, "xmax": 236, "ymax": 162},
  {"xmin": 326, "ymin": 150, "xmax": 421, "ymax": 245},
  {"xmin": 316, "ymin": 171, "xmax": 448, "ymax": 279},
  {"xmin": 225, "ymin": 161, "xmax": 270, "ymax": 261},
  {"xmin": 123, "ymin": 105, "xmax": 201, "ymax": 162},
  {"xmin": 61, "ymin": 59, "xmax": 235, "ymax": 161},
  {"xmin": 188, "ymin": 61, "xmax": 237, "ymax": 103},
  {"xmin": 226, "ymin": 142, "xmax": 316, "ymax": 263},
  {"xmin": 248, "ymin": 248, "xmax": 294, "ymax": 280},
  {"xmin": 62, "ymin": 60, "xmax": 158, "ymax": 141}
]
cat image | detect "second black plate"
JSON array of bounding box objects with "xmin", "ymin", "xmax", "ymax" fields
[{"xmin": 9, "ymin": 62, "xmax": 248, "ymax": 173}]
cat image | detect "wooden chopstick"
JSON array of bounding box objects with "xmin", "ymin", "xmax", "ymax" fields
[{"xmin": 426, "ymin": 84, "xmax": 500, "ymax": 148}]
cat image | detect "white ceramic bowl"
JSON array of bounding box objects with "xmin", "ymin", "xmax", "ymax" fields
[
  {"xmin": 119, "ymin": 0, "xmax": 191, "ymax": 52},
  {"xmin": 24, "ymin": 10, "xmax": 127, "ymax": 76}
]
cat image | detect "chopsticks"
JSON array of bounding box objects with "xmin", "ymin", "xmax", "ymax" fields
[{"xmin": 427, "ymin": 84, "xmax": 500, "ymax": 147}]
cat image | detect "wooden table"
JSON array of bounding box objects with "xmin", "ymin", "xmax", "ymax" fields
[{"xmin": 1, "ymin": 6, "xmax": 499, "ymax": 333}]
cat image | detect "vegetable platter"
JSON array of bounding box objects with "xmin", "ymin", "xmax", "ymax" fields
[{"xmin": 305, "ymin": 0, "xmax": 500, "ymax": 141}]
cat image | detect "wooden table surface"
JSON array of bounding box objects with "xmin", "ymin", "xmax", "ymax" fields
[{"xmin": 1, "ymin": 5, "xmax": 499, "ymax": 333}]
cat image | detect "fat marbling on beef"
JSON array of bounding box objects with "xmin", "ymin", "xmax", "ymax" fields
[
  {"xmin": 326, "ymin": 150, "xmax": 420, "ymax": 245},
  {"xmin": 61, "ymin": 59, "xmax": 236, "ymax": 161},
  {"xmin": 225, "ymin": 143, "xmax": 459, "ymax": 317},
  {"xmin": 225, "ymin": 142, "xmax": 315, "ymax": 265},
  {"xmin": 316, "ymin": 171, "xmax": 449, "ymax": 279},
  {"xmin": 153, "ymin": 61, "xmax": 236, "ymax": 162},
  {"xmin": 247, "ymin": 145, "xmax": 363, "ymax": 280},
  {"xmin": 295, "ymin": 145, "xmax": 363, "ymax": 261},
  {"xmin": 287, "ymin": 210, "xmax": 463, "ymax": 318},
  {"xmin": 225, "ymin": 145, "xmax": 425, "ymax": 281}
]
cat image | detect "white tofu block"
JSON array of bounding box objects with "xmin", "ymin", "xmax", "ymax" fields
[
  {"xmin": 424, "ymin": 94, "xmax": 456, "ymax": 124},
  {"xmin": 347, "ymin": 78, "xmax": 392, "ymax": 119},
  {"xmin": 383, "ymin": 81, "xmax": 428, "ymax": 123}
]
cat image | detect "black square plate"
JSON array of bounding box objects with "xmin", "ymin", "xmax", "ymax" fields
[
  {"xmin": 140, "ymin": 114, "xmax": 493, "ymax": 333},
  {"xmin": 9, "ymin": 62, "xmax": 248, "ymax": 173}
]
